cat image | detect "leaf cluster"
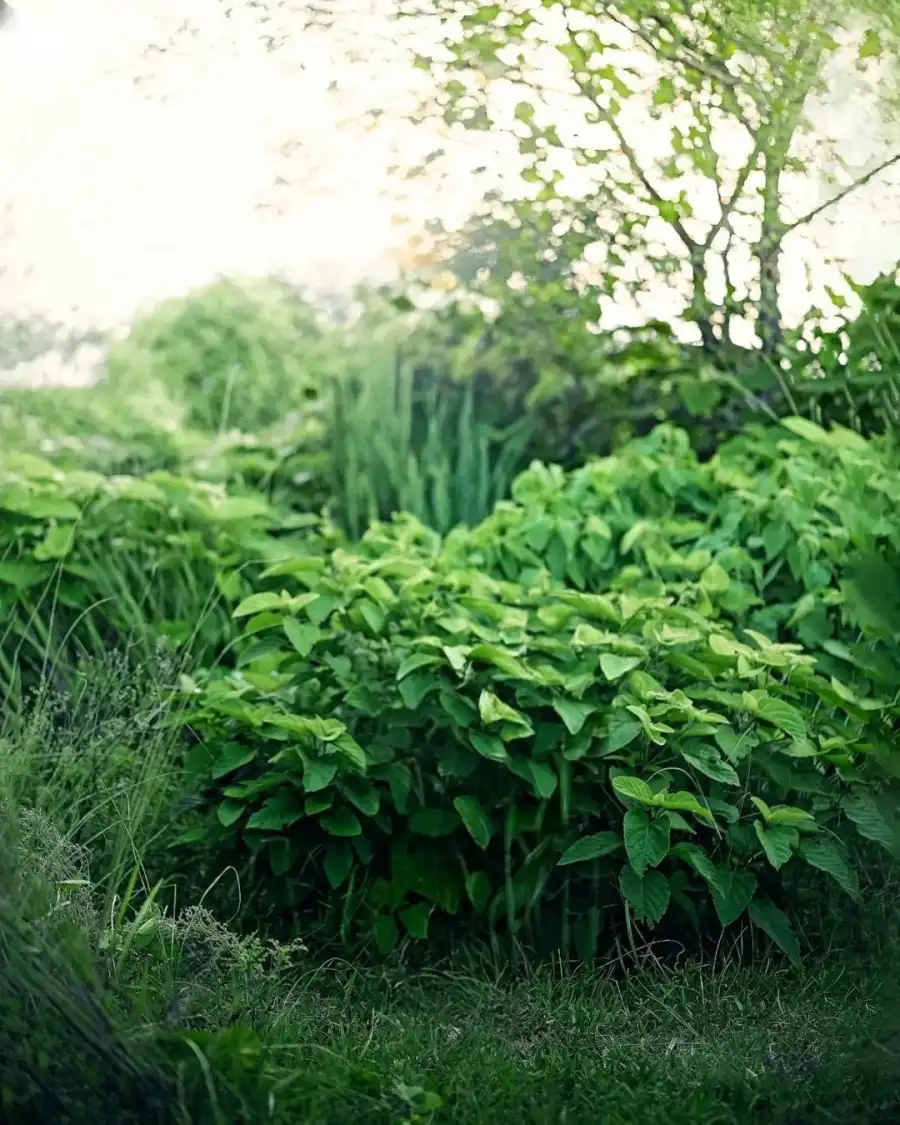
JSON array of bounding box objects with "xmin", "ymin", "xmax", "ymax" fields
[{"xmin": 175, "ymin": 419, "xmax": 900, "ymax": 964}]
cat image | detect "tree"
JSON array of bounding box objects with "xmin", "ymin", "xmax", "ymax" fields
[{"xmin": 396, "ymin": 0, "xmax": 900, "ymax": 366}]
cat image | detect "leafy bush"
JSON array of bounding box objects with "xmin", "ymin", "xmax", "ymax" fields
[
  {"xmin": 173, "ymin": 421, "xmax": 899, "ymax": 965},
  {"xmin": 105, "ymin": 277, "xmax": 330, "ymax": 433},
  {"xmin": 0, "ymin": 450, "xmax": 325, "ymax": 702}
]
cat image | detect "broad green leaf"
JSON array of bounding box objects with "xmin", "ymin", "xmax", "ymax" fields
[
  {"xmin": 283, "ymin": 618, "xmax": 322, "ymax": 658},
  {"xmin": 754, "ymin": 821, "xmax": 798, "ymax": 870},
  {"xmin": 525, "ymin": 759, "xmax": 558, "ymax": 799},
  {"xmin": 623, "ymin": 809, "xmax": 670, "ymax": 876},
  {"xmin": 558, "ymin": 832, "xmax": 621, "ymax": 866},
  {"xmin": 469, "ymin": 643, "xmax": 534, "ymax": 681},
  {"xmin": 710, "ymin": 868, "xmax": 757, "ymax": 927},
  {"xmin": 700, "ymin": 562, "xmax": 730, "ymax": 594},
  {"xmin": 440, "ymin": 688, "xmax": 477, "ymax": 728},
  {"xmin": 400, "ymin": 903, "xmax": 431, "ymax": 940},
  {"xmin": 749, "ymin": 899, "xmax": 801, "ymax": 966},
  {"xmin": 0, "ymin": 560, "xmax": 52, "ymax": 589},
  {"xmin": 762, "ymin": 521, "xmax": 790, "ymax": 560},
  {"xmin": 397, "ymin": 651, "xmax": 442, "ymax": 679},
  {"xmin": 357, "ymin": 598, "xmax": 385, "ymax": 634},
  {"xmin": 714, "ymin": 725, "xmax": 753, "ymax": 761},
  {"xmin": 842, "ymin": 793, "xmax": 894, "ymax": 850},
  {"xmin": 398, "ymin": 672, "xmax": 437, "ymax": 710},
  {"xmin": 799, "ymin": 837, "xmax": 860, "ymax": 899},
  {"xmin": 600, "ymin": 653, "xmax": 642, "ymax": 681},
  {"xmin": 468, "ymin": 731, "xmax": 510, "ymax": 762},
  {"xmin": 552, "ymin": 697, "xmax": 596, "ymax": 736},
  {"xmin": 210, "ymin": 742, "xmax": 257, "ymax": 780},
  {"xmin": 246, "ymin": 791, "xmax": 305, "ymax": 831},
  {"xmin": 766, "ymin": 804, "xmax": 817, "ymax": 828},
  {"xmin": 234, "ymin": 591, "xmax": 286, "ymax": 618},
  {"xmin": 409, "ymin": 808, "xmax": 460, "ymax": 837},
  {"xmin": 658, "ymin": 790, "xmax": 715, "ymax": 823},
  {"xmin": 324, "ymin": 841, "xmax": 353, "ymax": 889},
  {"xmin": 34, "ymin": 523, "xmax": 75, "ymax": 560},
  {"xmin": 606, "ymin": 712, "xmax": 643, "ymax": 752},
  {"xmin": 307, "ymin": 593, "xmax": 340, "ymax": 626},
  {"xmin": 618, "ymin": 865, "xmax": 670, "ymax": 924},
  {"xmin": 303, "ymin": 756, "xmax": 338, "ymax": 793},
  {"xmin": 216, "ymin": 800, "xmax": 245, "ymax": 828},
  {"xmin": 754, "ymin": 697, "xmax": 807, "ymax": 741},
  {"xmin": 612, "ymin": 775, "xmax": 658, "ymax": 806},
  {"xmin": 678, "ymin": 741, "xmax": 740, "ymax": 786},
  {"xmin": 478, "ymin": 689, "xmax": 534, "ymax": 739},
  {"xmin": 453, "ymin": 795, "xmax": 493, "ymax": 850},
  {"xmin": 320, "ymin": 806, "xmax": 362, "ymax": 837}
]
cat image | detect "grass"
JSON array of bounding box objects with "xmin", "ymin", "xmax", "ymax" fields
[{"xmin": 1, "ymin": 658, "xmax": 899, "ymax": 1124}]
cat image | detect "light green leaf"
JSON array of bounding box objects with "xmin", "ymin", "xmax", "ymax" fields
[
  {"xmin": 306, "ymin": 593, "xmax": 340, "ymax": 626},
  {"xmin": 478, "ymin": 689, "xmax": 534, "ymax": 739},
  {"xmin": 34, "ymin": 523, "xmax": 75, "ymax": 560},
  {"xmin": 283, "ymin": 618, "xmax": 322, "ymax": 658},
  {"xmin": 766, "ymin": 804, "xmax": 817, "ymax": 828},
  {"xmin": 552, "ymin": 697, "xmax": 597, "ymax": 736},
  {"xmin": 612, "ymin": 775, "xmax": 658, "ymax": 806},
  {"xmin": 600, "ymin": 653, "xmax": 642, "ymax": 681},
  {"xmin": 781, "ymin": 416, "xmax": 830, "ymax": 444},
  {"xmin": 396, "ymin": 651, "xmax": 442, "ymax": 679},
  {"xmin": 234, "ymin": 591, "xmax": 286, "ymax": 618},
  {"xmin": 859, "ymin": 28, "xmax": 883, "ymax": 59},
  {"xmin": 700, "ymin": 562, "xmax": 730, "ymax": 594}
]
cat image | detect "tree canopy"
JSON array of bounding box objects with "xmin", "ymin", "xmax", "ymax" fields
[{"xmin": 396, "ymin": 0, "xmax": 900, "ymax": 364}]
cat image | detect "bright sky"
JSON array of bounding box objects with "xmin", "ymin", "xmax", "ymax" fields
[{"xmin": 0, "ymin": 0, "xmax": 899, "ymax": 380}]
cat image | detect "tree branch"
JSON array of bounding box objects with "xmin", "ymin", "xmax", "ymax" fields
[
  {"xmin": 563, "ymin": 34, "xmax": 698, "ymax": 254},
  {"xmin": 782, "ymin": 152, "xmax": 900, "ymax": 235},
  {"xmin": 703, "ymin": 137, "xmax": 764, "ymax": 249}
]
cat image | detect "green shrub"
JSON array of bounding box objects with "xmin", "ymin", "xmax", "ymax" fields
[
  {"xmin": 173, "ymin": 421, "xmax": 899, "ymax": 964},
  {"xmin": 0, "ymin": 379, "xmax": 192, "ymax": 476},
  {"xmin": 105, "ymin": 277, "xmax": 329, "ymax": 433},
  {"xmin": 0, "ymin": 450, "xmax": 325, "ymax": 703}
]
